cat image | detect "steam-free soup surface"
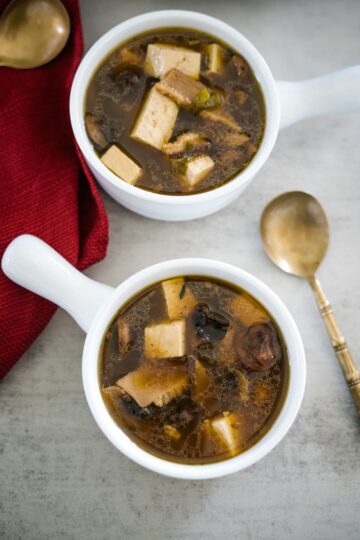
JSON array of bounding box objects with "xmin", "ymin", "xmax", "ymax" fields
[
  {"xmin": 100, "ymin": 277, "xmax": 287, "ymax": 464},
  {"xmin": 85, "ymin": 29, "xmax": 265, "ymax": 194}
]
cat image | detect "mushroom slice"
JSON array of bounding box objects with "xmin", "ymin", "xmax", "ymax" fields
[
  {"xmin": 232, "ymin": 55, "xmax": 249, "ymax": 79},
  {"xmin": 200, "ymin": 108, "xmax": 241, "ymax": 131},
  {"xmin": 117, "ymin": 319, "xmax": 132, "ymax": 354},
  {"xmin": 234, "ymin": 323, "xmax": 282, "ymax": 372},
  {"xmin": 162, "ymin": 132, "xmax": 211, "ymax": 159},
  {"xmin": 85, "ymin": 113, "xmax": 107, "ymax": 150}
]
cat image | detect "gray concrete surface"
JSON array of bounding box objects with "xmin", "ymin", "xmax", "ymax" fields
[{"xmin": 1, "ymin": 1, "xmax": 360, "ymax": 538}]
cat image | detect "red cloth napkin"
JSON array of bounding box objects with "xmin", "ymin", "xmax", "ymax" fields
[{"xmin": 0, "ymin": 0, "xmax": 109, "ymax": 378}]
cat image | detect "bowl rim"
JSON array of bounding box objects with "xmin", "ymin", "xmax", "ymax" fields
[
  {"xmin": 82, "ymin": 258, "xmax": 306, "ymax": 480},
  {"xmin": 70, "ymin": 10, "xmax": 280, "ymax": 206}
]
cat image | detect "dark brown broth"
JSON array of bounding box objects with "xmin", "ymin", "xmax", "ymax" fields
[
  {"xmin": 100, "ymin": 277, "xmax": 288, "ymax": 464},
  {"xmin": 85, "ymin": 29, "xmax": 265, "ymax": 194}
]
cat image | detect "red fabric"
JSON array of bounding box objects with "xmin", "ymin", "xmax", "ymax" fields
[{"xmin": 0, "ymin": 0, "xmax": 109, "ymax": 378}]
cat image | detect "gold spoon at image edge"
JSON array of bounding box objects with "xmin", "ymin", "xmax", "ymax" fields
[
  {"xmin": 0, "ymin": 0, "xmax": 70, "ymax": 69},
  {"xmin": 260, "ymin": 191, "xmax": 360, "ymax": 416}
]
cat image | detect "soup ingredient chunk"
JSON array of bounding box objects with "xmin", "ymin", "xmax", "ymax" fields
[
  {"xmin": 131, "ymin": 86, "xmax": 178, "ymax": 149},
  {"xmin": 200, "ymin": 107, "xmax": 240, "ymax": 132},
  {"xmin": 234, "ymin": 323, "xmax": 281, "ymax": 371},
  {"xmin": 209, "ymin": 411, "xmax": 242, "ymax": 455},
  {"xmin": 145, "ymin": 319, "xmax": 186, "ymax": 358},
  {"xmin": 162, "ymin": 278, "xmax": 197, "ymax": 319},
  {"xmin": 145, "ymin": 43, "xmax": 201, "ymax": 79},
  {"xmin": 102, "ymin": 385, "xmax": 124, "ymax": 407},
  {"xmin": 181, "ymin": 155, "xmax": 215, "ymax": 188},
  {"xmin": 204, "ymin": 43, "xmax": 224, "ymax": 74},
  {"xmin": 101, "ymin": 145, "xmax": 142, "ymax": 184},
  {"xmin": 117, "ymin": 45, "xmax": 144, "ymax": 67},
  {"xmin": 116, "ymin": 361, "xmax": 188, "ymax": 407},
  {"xmin": 233, "ymin": 55, "xmax": 248, "ymax": 79},
  {"xmin": 156, "ymin": 68, "xmax": 205, "ymax": 107},
  {"xmin": 193, "ymin": 303, "xmax": 230, "ymax": 342},
  {"xmin": 164, "ymin": 424, "xmax": 181, "ymax": 440},
  {"xmin": 162, "ymin": 132, "xmax": 211, "ymax": 158},
  {"xmin": 117, "ymin": 319, "xmax": 132, "ymax": 354},
  {"xmin": 235, "ymin": 369, "xmax": 249, "ymax": 402},
  {"xmin": 190, "ymin": 358, "xmax": 210, "ymax": 407},
  {"xmin": 85, "ymin": 114, "xmax": 108, "ymax": 150}
]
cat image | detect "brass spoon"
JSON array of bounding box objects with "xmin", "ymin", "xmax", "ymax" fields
[
  {"xmin": 260, "ymin": 191, "xmax": 360, "ymax": 416},
  {"xmin": 0, "ymin": 0, "xmax": 70, "ymax": 69}
]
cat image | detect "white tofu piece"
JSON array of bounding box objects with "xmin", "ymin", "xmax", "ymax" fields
[
  {"xmin": 101, "ymin": 145, "xmax": 142, "ymax": 185},
  {"xmin": 162, "ymin": 278, "xmax": 197, "ymax": 319},
  {"xmin": 144, "ymin": 320, "xmax": 186, "ymax": 359},
  {"xmin": 205, "ymin": 43, "xmax": 224, "ymax": 74},
  {"xmin": 116, "ymin": 362, "xmax": 188, "ymax": 407},
  {"xmin": 145, "ymin": 44, "xmax": 201, "ymax": 79},
  {"xmin": 210, "ymin": 412, "xmax": 242, "ymax": 455},
  {"xmin": 130, "ymin": 87, "xmax": 178, "ymax": 150},
  {"xmin": 181, "ymin": 155, "xmax": 214, "ymax": 188}
]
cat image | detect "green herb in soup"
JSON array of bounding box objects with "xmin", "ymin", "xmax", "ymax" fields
[
  {"xmin": 100, "ymin": 277, "xmax": 288, "ymax": 464},
  {"xmin": 85, "ymin": 29, "xmax": 265, "ymax": 195}
]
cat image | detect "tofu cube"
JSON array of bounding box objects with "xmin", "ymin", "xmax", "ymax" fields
[
  {"xmin": 205, "ymin": 43, "xmax": 224, "ymax": 74},
  {"xmin": 181, "ymin": 156, "xmax": 214, "ymax": 188},
  {"xmin": 144, "ymin": 320, "xmax": 186, "ymax": 359},
  {"xmin": 145, "ymin": 44, "xmax": 201, "ymax": 79},
  {"xmin": 210, "ymin": 412, "xmax": 242, "ymax": 455},
  {"xmin": 162, "ymin": 278, "xmax": 197, "ymax": 319},
  {"xmin": 130, "ymin": 87, "xmax": 178, "ymax": 150},
  {"xmin": 101, "ymin": 145, "xmax": 142, "ymax": 185},
  {"xmin": 116, "ymin": 362, "xmax": 188, "ymax": 407}
]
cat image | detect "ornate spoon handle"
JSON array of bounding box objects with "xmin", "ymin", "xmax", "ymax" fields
[{"xmin": 308, "ymin": 275, "xmax": 360, "ymax": 416}]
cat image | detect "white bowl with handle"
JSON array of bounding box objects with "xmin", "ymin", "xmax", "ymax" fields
[
  {"xmin": 70, "ymin": 10, "xmax": 360, "ymax": 221},
  {"xmin": 2, "ymin": 234, "xmax": 306, "ymax": 479}
]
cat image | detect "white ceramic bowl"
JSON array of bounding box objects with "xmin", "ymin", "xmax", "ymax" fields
[
  {"xmin": 70, "ymin": 10, "xmax": 360, "ymax": 221},
  {"xmin": 2, "ymin": 235, "xmax": 306, "ymax": 479}
]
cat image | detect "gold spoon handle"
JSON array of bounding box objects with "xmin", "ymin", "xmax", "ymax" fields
[{"xmin": 308, "ymin": 276, "xmax": 360, "ymax": 416}]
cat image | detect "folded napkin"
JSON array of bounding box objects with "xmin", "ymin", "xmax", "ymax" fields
[{"xmin": 0, "ymin": 0, "xmax": 109, "ymax": 378}]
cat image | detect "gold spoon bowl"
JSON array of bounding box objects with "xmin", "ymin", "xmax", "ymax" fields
[
  {"xmin": 261, "ymin": 191, "xmax": 360, "ymax": 416},
  {"xmin": 0, "ymin": 0, "xmax": 70, "ymax": 69}
]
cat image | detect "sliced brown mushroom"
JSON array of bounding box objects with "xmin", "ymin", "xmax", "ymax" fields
[
  {"xmin": 162, "ymin": 132, "xmax": 211, "ymax": 159},
  {"xmin": 117, "ymin": 319, "xmax": 132, "ymax": 354},
  {"xmin": 85, "ymin": 113, "xmax": 108, "ymax": 150},
  {"xmin": 234, "ymin": 323, "xmax": 282, "ymax": 371},
  {"xmin": 232, "ymin": 55, "xmax": 249, "ymax": 79}
]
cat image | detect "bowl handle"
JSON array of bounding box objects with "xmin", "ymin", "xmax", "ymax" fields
[
  {"xmin": 277, "ymin": 65, "xmax": 360, "ymax": 129},
  {"xmin": 1, "ymin": 234, "xmax": 114, "ymax": 333}
]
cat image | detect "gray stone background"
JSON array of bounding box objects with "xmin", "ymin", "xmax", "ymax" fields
[{"xmin": 1, "ymin": 0, "xmax": 359, "ymax": 538}]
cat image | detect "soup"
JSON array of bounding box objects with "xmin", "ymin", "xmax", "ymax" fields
[
  {"xmin": 100, "ymin": 277, "xmax": 288, "ymax": 464},
  {"xmin": 85, "ymin": 29, "xmax": 265, "ymax": 195}
]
